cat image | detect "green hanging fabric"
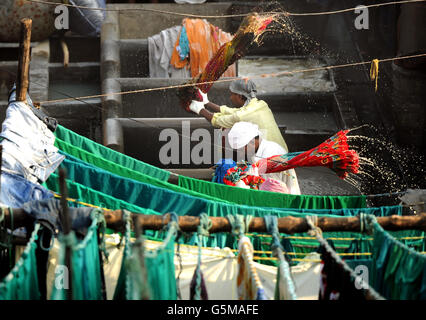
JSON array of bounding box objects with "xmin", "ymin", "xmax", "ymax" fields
[
  {"xmin": 178, "ymin": 174, "xmax": 367, "ymax": 209},
  {"xmin": 54, "ymin": 140, "xmax": 225, "ymax": 203},
  {"xmin": 50, "ymin": 209, "xmax": 106, "ymax": 300},
  {"xmin": 113, "ymin": 211, "xmax": 151, "ymax": 300},
  {"xmin": 54, "ymin": 125, "xmax": 170, "ymax": 182},
  {"xmin": 0, "ymin": 224, "xmax": 41, "ymax": 300},
  {"xmin": 45, "ymin": 170, "xmax": 423, "ymax": 257},
  {"xmin": 366, "ymin": 215, "xmax": 426, "ymax": 300},
  {"xmin": 114, "ymin": 213, "xmax": 178, "ymax": 300},
  {"xmin": 54, "ymin": 125, "xmax": 366, "ymax": 210}
]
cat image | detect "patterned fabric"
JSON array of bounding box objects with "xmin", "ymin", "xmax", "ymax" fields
[
  {"xmin": 257, "ymin": 130, "xmax": 359, "ymax": 179},
  {"xmin": 223, "ymin": 163, "xmax": 265, "ymax": 189},
  {"xmin": 177, "ymin": 13, "xmax": 273, "ymax": 112},
  {"xmin": 236, "ymin": 236, "xmax": 267, "ymax": 300}
]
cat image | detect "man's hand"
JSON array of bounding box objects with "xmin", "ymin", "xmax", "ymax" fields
[
  {"xmin": 198, "ymin": 89, "xmax": 209, "ymax": 105},
  {"xmin": 189, "ymin": 100, "xmax": 205, "ymax": 115}
]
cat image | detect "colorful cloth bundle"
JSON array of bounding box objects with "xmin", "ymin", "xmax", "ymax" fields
[
  {"xmin": 177, "ymin": 13, "xmax": 276, "ymax": 112},
  {"xmin": 257, "ymin": 130, "xmax": 359, "ymax": 179},
  {"xmin": 223, "ymin": 162, "xmax": 265, "ymax": 189},
  {"xmin": 224, "ymin": 130, "xmax": 360, "ymax": 190}
]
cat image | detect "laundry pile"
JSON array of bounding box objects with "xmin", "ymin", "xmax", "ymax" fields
[{"xmin": 0, "ymin": 90, "xmax": 425, "ymax": 300}]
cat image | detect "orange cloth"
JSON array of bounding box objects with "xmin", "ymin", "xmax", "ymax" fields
[{"xmin": 171, "ymin": 19, "xmax": 236, "ymax": 78}]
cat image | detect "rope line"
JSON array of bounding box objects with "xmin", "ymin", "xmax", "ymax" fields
[
  {"xmin": 24, "ymin": 0, "xmax": 426, "ymax": 19},
  {"xmin": 38, "ymin": 53, "xmax": 426, "ymax": 105}
]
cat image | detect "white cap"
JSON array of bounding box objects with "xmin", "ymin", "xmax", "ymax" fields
[{"xmin": 227, "ymin": 122, "xmax": 261, "ymax": 149}]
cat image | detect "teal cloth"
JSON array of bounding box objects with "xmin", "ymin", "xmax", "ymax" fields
[
  {"xmin": 50, "ymin": 209, "xmax": 105, "ymax": 300},
  {"xmin": 54, "ymin": 125, "xmax": 366, "ymax": 210},
  {"xmin": 114, "ymin": 214, "xmax": 177, "ymax": 300},
  {"xmin": 44, "ymin": 162, "xmax": 424, "ymax": 256},
  {"xmin": 54, "ymin": 154, "xmax": 401, "ymax": 219},
  {"xmin": 179, "ymin": 174, "xmax": 367, "ymax": 209},
  {"xmin": 54, "ymin": 125, "xmax": 171, "ymax": 182},
  {"xmin": 369, "ymin": 217, "xmax": 426, "ymax": 300},
  {"xmin": 0, "ymin": 224, "xmax": 41, "ymax": 300}
]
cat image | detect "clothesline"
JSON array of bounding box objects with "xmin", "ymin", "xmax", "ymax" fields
[
  {"xmin": 37, "ymin": 52, "xmax": 426, "ymax": 105},
  {"xmin": 24, "ymin": 0, "xmax": 426, "ymax": 19}
]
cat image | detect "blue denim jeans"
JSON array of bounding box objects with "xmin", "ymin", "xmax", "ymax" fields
[{"xmin": 0, "ymin": 172, "xmax": 53, "ymax": 208}]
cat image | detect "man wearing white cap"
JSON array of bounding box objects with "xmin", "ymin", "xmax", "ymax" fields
[
  {"xmin": 189, "ymin": 79, "xmax": 289, "ymax": 152},
  {"xmin": 227, "ymin": 121, "xmax": 301, "ymax": 195}
]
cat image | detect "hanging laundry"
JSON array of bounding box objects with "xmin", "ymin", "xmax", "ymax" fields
[
  {"xmin": 49, "ymin": 208, "xmax": 106, "ymax": 300},
  {"xmin": 237, "ymin": 236, "xmax": 268, "ymax": 300},
  {"xmin": 113, "ymin": 213, "xmax": 178, "ymax": 300},
  {"xmin": 0, "ymin": 224, "xmax": 41, "ymax": 300},
  {"xmin": 52, "ymin": 125, "xmax": 367, "ymax": 209},
  {"xmin": 79, "ymin": 232, "xmax": 322, "ymax": 300},
  {"xmin": 0, "ymin": 87, "xmax": 64, "ymax": 185},
  {"xmin": 177, "ymin": 25, "xmax": 190, "ymax": 61},
  {"xmin": 190, "ymin": 264, "xmax": 208, "ymax": 300},
  {"xmin": 263, "ymin": 215, "xmax": 297, "ymax": 300},
  {"xmin": 148, "ymin": 26, "xmax": 191, "ymax": 78},
  {"xmin": 318, "ymin": 244, "xmax": 367, "ymax": 300},
  {"xmin": 0, "ymin": 172, "xmax": 54, "ymax": 208},
  {"xmin": 54, "ymin": 124, "xmax": 171, "ymax": 182},
  {"xmin": 170, "ymin": 18, "xmax": 236, "ymax": 78},
  {"xmin": 21, "ymin": 198, "xmax": 97, "ymax": 237},
  {"xmin": 366, "ymin": 215, "xmax": 426, "ymax": 300}
]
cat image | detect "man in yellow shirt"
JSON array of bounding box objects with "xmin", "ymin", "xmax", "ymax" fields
[{"xmin": 189, "ymin": 79, "xmax": 289, "ymax": 152}]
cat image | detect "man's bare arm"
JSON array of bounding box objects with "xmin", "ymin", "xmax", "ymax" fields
[
  {"xmin": 199, "ymin": 108, "xmax": 214, "ymax": 122},
  {"xmin": 204, "ymin": 102, "xmax": 221, "ymax": 113}
]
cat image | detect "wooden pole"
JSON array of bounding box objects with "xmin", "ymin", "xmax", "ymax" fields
[
  {"xmin": 128, "ymin": 213, "xmax": 426, "ymax": 234},
  {"xmin": 16, "ymin": 18, "xmax": 32, "ymax": 102},
  {"xmin": 58, "ymin": 168, "xmax": 72, "ymax": 300},
  {"xmin": 3, "ymin": 209, "xmax": 426, "ymax": 234}
]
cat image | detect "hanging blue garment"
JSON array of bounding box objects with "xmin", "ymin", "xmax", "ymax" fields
[
  {"xmin": 0, "ymin": 172, "xmax": 53, "ymax": 208},
  {"xmin": 177, "ymin": 25, "xmax": 190, "ymax": 60}
]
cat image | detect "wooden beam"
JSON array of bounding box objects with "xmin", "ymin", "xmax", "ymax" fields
[
  {"xmin": 3, "ymin": 209, "xmax": 426, "ymax": 234},
  {"xmin": 16, "ymin": 18, "xmax": 32, "ymax": 102}
]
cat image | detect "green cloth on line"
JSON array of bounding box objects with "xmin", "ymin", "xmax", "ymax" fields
[
  {"xmin": 0, "ymin": 224, "xmax": 41, "ymax": 300},
  {"xmin": 56, "ymin": 155, "xmax": 400, "ymax": 219},
  {"xmin": 369, "ymin": 216, "xmax": 426, "ymax": 300},
  {"xmin": 114, "ymin": 213, "xmax": 177, "ymax": 300},
  {"xmin": 54, "ymin": 125, "xmax": 170, "ymax": 182},
  {"xmin": 45, "ymin": 167, "xmax": 421, "ymax": 255},
  {"xmin": 54, "ymin": 138, "xmax": 225, "ymax": 204},
  {"xmin": 50, "ymin": 209, "xmax": 105, "ymax": 300},
  {"xmin": 55, "ymin": 125, "xmax": 366, "ymax": 210},
  {"xmin": 178, "ymin": 174, "xmax": 367, "ymax": 209}
]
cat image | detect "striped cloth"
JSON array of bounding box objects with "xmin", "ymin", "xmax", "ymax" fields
[{"xmin": 236, "ymin": 236, "xmax": 267, "ymax": 300}]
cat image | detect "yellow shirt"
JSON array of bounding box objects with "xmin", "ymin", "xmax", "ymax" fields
[{"xmin": 211, "ymin": 98, "xmax": 289, "ymax": 151}]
